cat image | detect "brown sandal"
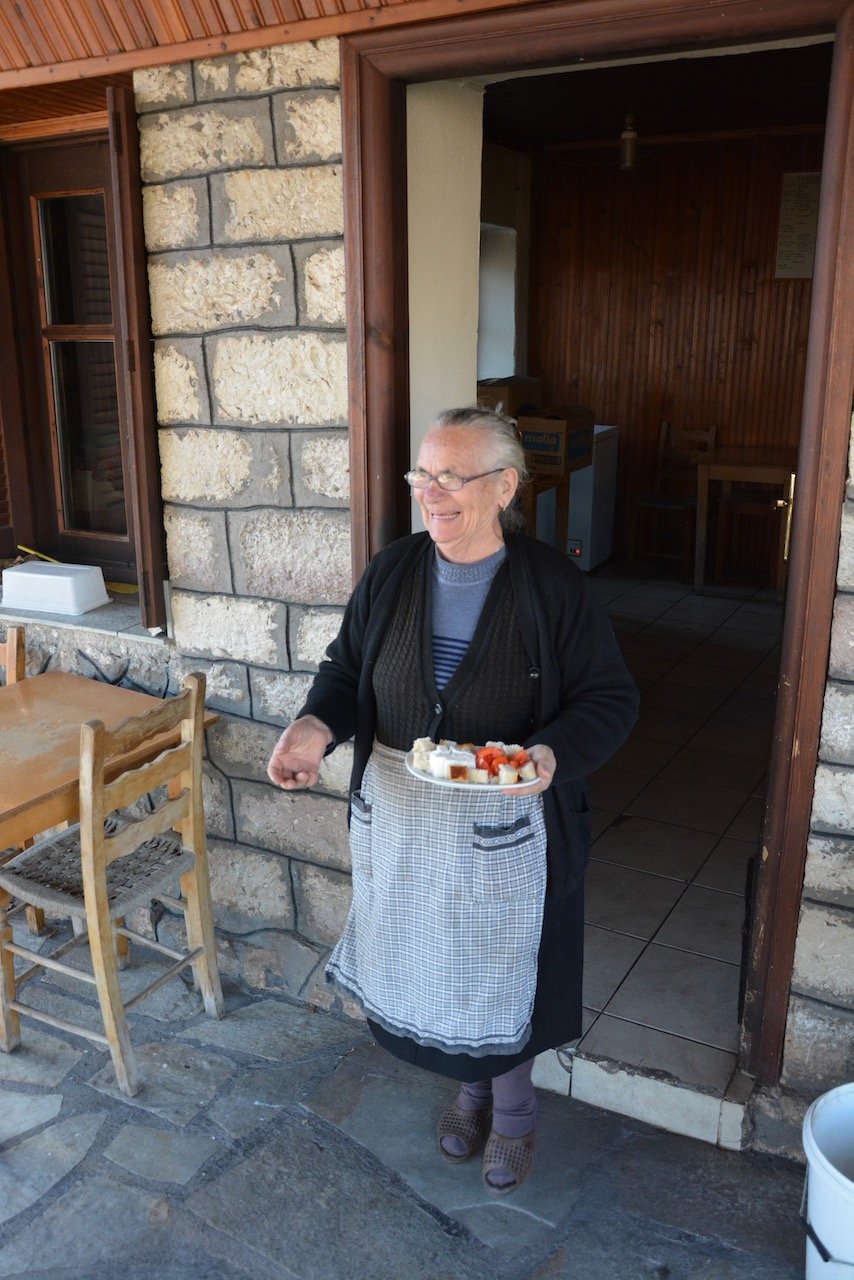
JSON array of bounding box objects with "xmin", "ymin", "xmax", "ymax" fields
[
  {"xmin": 482, "ymin": 1129, "xmax": 535, "ymax": 1195},
  {"xmin": 437, "ymin": 1103, "xmax": 492, "ymax": 1165}
]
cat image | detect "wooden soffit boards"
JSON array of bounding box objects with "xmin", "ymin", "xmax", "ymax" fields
[{"xmin": 0, "ymin": 0, "xmax": 543, "ymax": 91}]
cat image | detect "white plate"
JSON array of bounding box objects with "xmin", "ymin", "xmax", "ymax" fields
[{"xmin": 404, "ymin": 751, "xmax": 532, "ymax": 791}]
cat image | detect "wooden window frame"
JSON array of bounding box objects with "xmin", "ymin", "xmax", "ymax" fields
[
  {"xmin": 341, "ymin": 0, "xmax": 854, "ymax": 1086},
  {"xmin": 0, "ymin": 86, "xmax": 165, "ymax": 630}
]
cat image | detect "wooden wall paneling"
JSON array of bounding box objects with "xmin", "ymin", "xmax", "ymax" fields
[{"xmin": 527, "ymin": 129, "xmax": 824, "ymax": 560}]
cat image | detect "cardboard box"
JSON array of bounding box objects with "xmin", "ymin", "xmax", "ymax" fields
[
  {"xmin": 519, "ymin": 416, "xmax": 566, "ymax": 475},
  {"xmin": 519, "ymin": 406, "xmax": 595, "ymax": 476},
  {"xmin": 477, "ymin": 375, "xmax": 542, "ymax": 418}
]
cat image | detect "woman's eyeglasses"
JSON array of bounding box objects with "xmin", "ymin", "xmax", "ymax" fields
[{"xmin": 404, "ymin": 467, "xmax": 504, "ymax": 492}]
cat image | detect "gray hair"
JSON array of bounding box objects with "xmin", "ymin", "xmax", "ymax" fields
[{"xmin": 431, "ymin": 406, "xmax": 530, "ymax": 531}]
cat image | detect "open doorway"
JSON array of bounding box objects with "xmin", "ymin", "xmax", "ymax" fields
[
  {"xmin": 342, "ymin": 0, "xmax": 854, "ymax": 1106},
  {"xmin": 462, "ymin": 41, "xmax": 833, "ymax": 1102}
]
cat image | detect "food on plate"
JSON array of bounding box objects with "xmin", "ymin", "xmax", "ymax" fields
[
  {"xmin": 426, "ymin": 744, "xmax": 477, "ymax": 779},
  {"xmin": 409, "ymin": 738, "xmax": 538, "ymax": 785}
]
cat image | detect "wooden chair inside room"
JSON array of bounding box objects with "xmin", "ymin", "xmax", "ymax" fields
[
  {"xmin": 0, "ymin": 627, "xmax": 45, "ymax": 936},
  {"xmin": 626, "ymin": 421, "xmax": 717, "ymax": 579},
  {"xmin": 0, "ymin": 672, "xmax": 224, "ymax": 1096}
]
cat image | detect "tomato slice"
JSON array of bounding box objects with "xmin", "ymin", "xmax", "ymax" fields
[
  {"xmin": 472, "ymin": 744, "xmax": 528, "ymax": 776},
  {"xmin": 475, "ymin": 746, "xmax": 512, "ymax": 776},
  {"xmin": 475, "ymin": 747, "xmax": 499, "ymax": 773}
]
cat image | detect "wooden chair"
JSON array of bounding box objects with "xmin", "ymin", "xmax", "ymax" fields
[
  {"xmin": 0, "ymin": 628, "xmax": 45, "ymax": 935},
  {"xmin": 0, "ymin": 672, "xmax": 223, "ymax": 1096},
  {"xmin": 626, "ymin": 421, "xmax": 717, "ymax": 579},
  {"xmin": 1, "ymin": 627, "xmax": 25, "ymax": 686}
]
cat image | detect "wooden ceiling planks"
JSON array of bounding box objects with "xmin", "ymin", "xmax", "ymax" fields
[
  {"xmin": 0, "ymin": 0, "xmax": 545, "ymax": 91},
  {"xmin": 0, "ymin": 0, "xmax": 380, "ymax": 74},
  {"xmin": 0, "ymin": 76, "xmax": 128, "ymax": 129}
]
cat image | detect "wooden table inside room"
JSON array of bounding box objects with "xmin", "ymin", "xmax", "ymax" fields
[
  {"xmin": 0, "ymin": 671, "xmax": 216, "ymax": 850},
  {"xmin": 693, "ymin": 446, "xmax": 798, "ymax": 594},
  {"xmin": 519, "ymin": 474, "xmax": 570, "ymax": 548}
]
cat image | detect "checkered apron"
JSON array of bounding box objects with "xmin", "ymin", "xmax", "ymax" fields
[{"xmin": 326, "ymin": 742, "xmax": 548, "ymax": 1057}]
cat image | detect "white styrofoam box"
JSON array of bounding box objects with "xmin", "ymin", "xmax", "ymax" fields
[{"xmin": 1, "ymin": 562, "xmax": 111, "ymax": 615}]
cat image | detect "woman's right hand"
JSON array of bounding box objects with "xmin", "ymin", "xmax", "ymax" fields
[{"xmin": 266, "ymin": 715, "xmax": 334, "ymax": 790}]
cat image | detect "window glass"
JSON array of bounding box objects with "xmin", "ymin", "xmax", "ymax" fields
[
  {"xmin": 39, "ymin": 195, "xmax": 112, "ymax": 326},
  {"xmin": 49, "ymin": 340, "xmax": 127, "ymax": 536}
]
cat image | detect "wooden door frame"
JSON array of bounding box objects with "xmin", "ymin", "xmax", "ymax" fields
[{"xmin": 342, "ymin": 0, "xmax": 854, "ymax": 1086}]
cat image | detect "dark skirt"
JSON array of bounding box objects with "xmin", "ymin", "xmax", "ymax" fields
[{"xmin": 368, "ymin": 876, "xmax": 585, "ymax": 1083}]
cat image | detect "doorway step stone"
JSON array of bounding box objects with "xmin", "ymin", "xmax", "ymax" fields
[{"xmin": 533, "ymin": 1048, "xmax": 755, "ymax": 1150}]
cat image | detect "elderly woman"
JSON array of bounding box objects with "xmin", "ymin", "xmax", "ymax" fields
[{"xmin": 267, "ymin": 406, "xmax": 638, "ymax": 1194}]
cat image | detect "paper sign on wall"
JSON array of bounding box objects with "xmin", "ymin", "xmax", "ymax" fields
[{"xmin": 775, "ymin": 171, "xmax": 821, "ymax": 279}]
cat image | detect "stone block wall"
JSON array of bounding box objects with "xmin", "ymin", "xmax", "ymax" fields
[
  {"xmin": 778, "ymin": 415, "xmax": 854, "ymax": 1099},
  {"xmin": 131, "ymin": 39, "xmax": 352, "ymax": 1005}
]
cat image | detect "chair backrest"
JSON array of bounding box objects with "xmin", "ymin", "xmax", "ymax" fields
[
  {"xmin": 655, "ymin": 421, "xmax": 717, "ymax": 494},
  {"xmin": 1, "ymin": 627, "xmax": 26, "ymax": 685},
  {"xmin": 77, "ymin": 672, "xmax": 206, "ymax": 880}
]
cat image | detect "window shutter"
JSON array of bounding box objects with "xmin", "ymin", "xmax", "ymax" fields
[
  {"xmin": 107, "ymin": 86, "xmax": 167, "ymax": 632},
  {"xmin": 0, "ymin": 432, "xmax": 15, "ymax": 559}
]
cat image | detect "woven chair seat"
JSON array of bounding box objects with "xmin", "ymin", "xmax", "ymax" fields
[{"xmin": 0, "ymin": 813, "xmax": 195, "ymax": 920}]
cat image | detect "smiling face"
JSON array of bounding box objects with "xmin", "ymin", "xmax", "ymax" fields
[{"xmin": 414, "ymin": 424, "xmax": 519, "ymax": 563}]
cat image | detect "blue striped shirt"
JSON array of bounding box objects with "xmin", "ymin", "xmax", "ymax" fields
[{"xmin": 432, "ymin": 547, "xmax": 506, "ymax": 688}]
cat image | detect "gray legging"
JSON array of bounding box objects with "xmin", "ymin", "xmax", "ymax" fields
[{"xmin": 457, "ymin": 1057, "xmax": 536, "ymax": 1138}]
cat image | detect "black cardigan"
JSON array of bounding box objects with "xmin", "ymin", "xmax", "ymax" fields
[{"xmin": 299, "ymin": 531, "xmax": 639, "ymax": 893}]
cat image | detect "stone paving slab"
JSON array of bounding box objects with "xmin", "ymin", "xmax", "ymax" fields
[
  {"xmin": 302, "ymin": 1039, "xmax": 628, "ymax": 1256},
  {"xmin": 103, "ymin": 1122, "xmax": 222, "ymax": 1183},
  {"xmin": 14, "ymin": 1269, "xmax": 259, "ymax": 1280},
  {"xmin": 186, "ymin": 1112, "xmax": 494, "ymax": 1280},
  {"xmin": 120, "ymin": 962, "xmax": 207, "ymax": 1023},
  {"xmin": 207, "ymin": 1060, "xmax": 327, "ymax": 1138},
  {"xmin": 86, "ymin": 1040, "xmax": 236, "ymax": 1124},
  {"xmin": 0, "ymin": 993, "xmax": 811, "ymax": 1280},
  {"xmin": 17, "ymin": 978, "xmax": 105, "ymax": 1034},
  {"xmin": 177, "ymin": 997, "xmax": 366, "ymax": 1061},
  {"xmin": 0, "ymin": 1026, "xmax": 83, "ymax": 1086},
  {"xmin": 0, "ymin": 1112, "xmax": 106, "ymax": 1229},
  {"xmin": 525, "ymin": 1207, "xmax": 802, "ymax": 1280},
  {"xmin": 0, "ymin": 1176, "xmax": 178, "ymax": 1278},
  {"xmin": 578, "ymin": 1125, "xmax": 805, "ymax": 1269},
  {"xmin": 26, "ymin": 951, "xmax": 208, "ymax": 1024},
  {"xmin": 0, "ymin": 1088, "xmax": 61, "ymax": 1142}
]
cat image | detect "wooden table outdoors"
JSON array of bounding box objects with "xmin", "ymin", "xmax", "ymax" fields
[
  {"xmin": 0, "ymin": 671, "xmax": 214, "ymax": 849},
  {"xmin": 694, "ymin": 446, "xmax": 798, "ymax": 594}
]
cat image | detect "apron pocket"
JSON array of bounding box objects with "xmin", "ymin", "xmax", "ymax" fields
[
  {"xmin": 471, "ymin": 814, "xmax": 544, "ymax": 902},
  {"xmin": 349, "ymin": 790, "xmax": 373, "ymax": 878}
]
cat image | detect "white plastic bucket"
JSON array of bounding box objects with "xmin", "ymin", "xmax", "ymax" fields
[{"xmin": 802, "ymin": 1082, "xmax": 854, "ymax": 1278}]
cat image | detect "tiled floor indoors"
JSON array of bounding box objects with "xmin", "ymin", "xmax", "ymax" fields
[{"xmin": 536, "ymin": 566, "xmax": 783, "ymax": 1143}]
